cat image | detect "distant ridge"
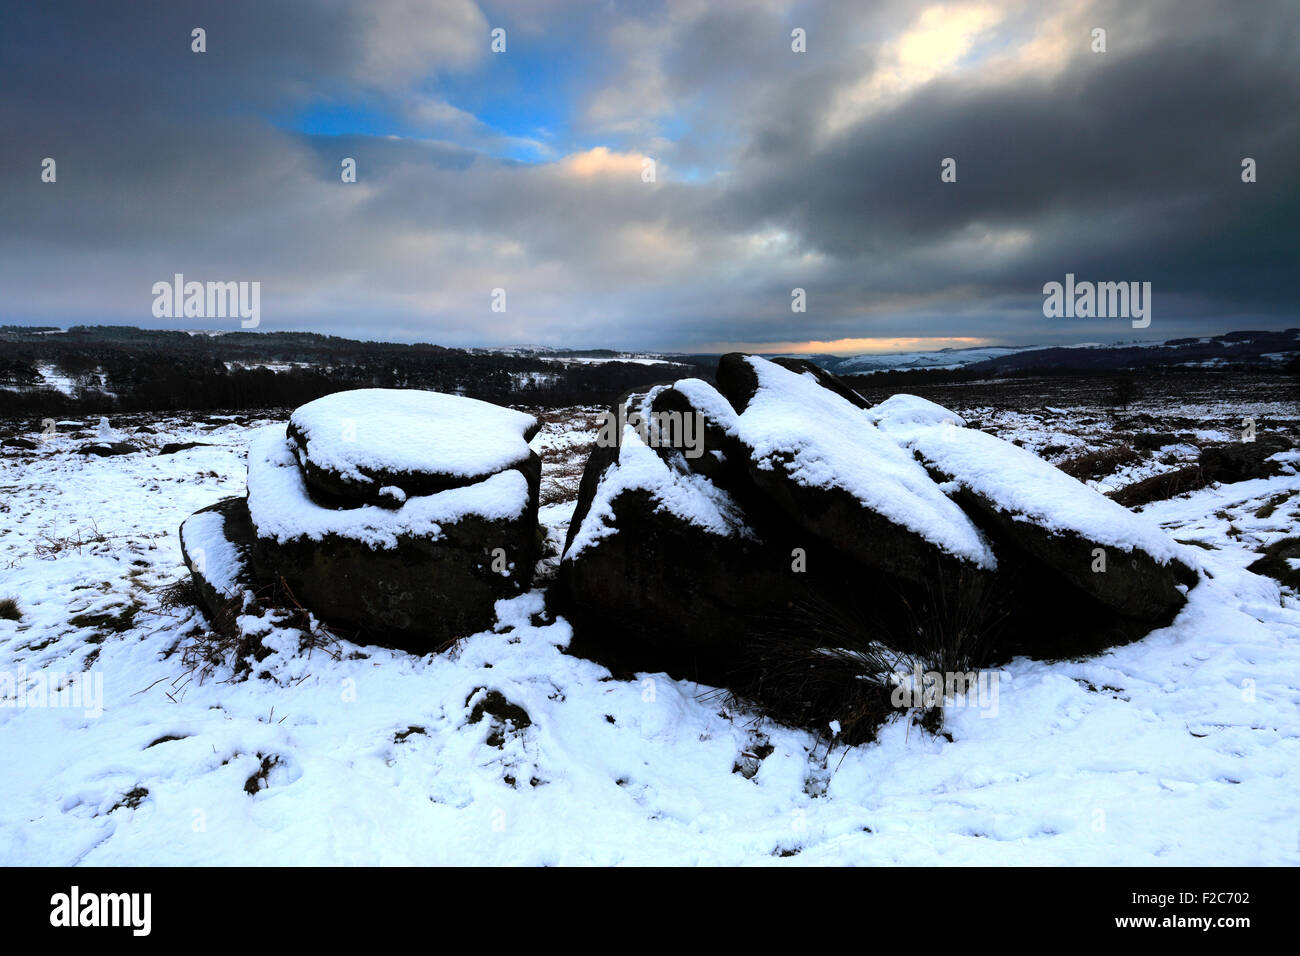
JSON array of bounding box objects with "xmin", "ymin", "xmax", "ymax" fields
[{"xmin": 797, "ymin": 329, "xmax": 1300, "ymax": 376}]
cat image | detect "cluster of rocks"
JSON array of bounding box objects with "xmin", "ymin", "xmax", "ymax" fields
[
  {"xmin": 556, "ymin": 354, "xmax": 1201, "ymax": 685},
  {"xmin": 180, "ymin": 389, "xmax": 542, "ymax": 655},
  {"xmin": 1, "ymin": 417, "xmax": 214, "ymax": 456},
  {"xmin": 178, "ymin": 367, "xmax": 1213, "ymax": 705}
]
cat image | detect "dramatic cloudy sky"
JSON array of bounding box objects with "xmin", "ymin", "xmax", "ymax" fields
[{"xmin": 1, "ymin": 0, "xmax": 1297, "ymax": 352}]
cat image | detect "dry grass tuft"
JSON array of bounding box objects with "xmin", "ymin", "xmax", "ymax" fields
[
  {"xmin": 173, "ymin": 575, "xmax": 343, "ymax": 684},
  {"xmin": 726, "ymin": 566, "xmax": 1007, "ymax": 744},
  {"xmin": 32, "ymin": 521, "xmax": 112, "ymax": 558}
]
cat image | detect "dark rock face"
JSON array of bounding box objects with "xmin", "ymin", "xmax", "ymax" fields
[
  {"xmin": 77, "ymin": 442, "xmax": 139, "ymax": 456},
  {"xmin": 966, "ymin": 535, "xmax": 1173, "ymax": 661},
  {"xmin": 945, "ymin": 483, "xmax": 1194, "ymax": 623},
  {"xmin": 646, "ymin": 382, "xmax": 748, "ymax": 488},
  {"xmin": 559, "ymin": 387, "xmax": 777, "ymax": 680},
  {"xmin": 1248, "ymin": 537, "xmax": 1300, "ymax": 591},
  {"xmin": 902, "ymin": 423, "xmax": 1196, "ymax": 633},
  {"xmin": 715, "ymin": 351, "xmax": 762, "ymax": 412},
  {"xmin": 560, "ymin": 483, "xmax": 796, "ymax": 682},
  {"xmin": 3, "ymin": 437, "xmax": 37, "ymax": 450},
  {"xmin": 1199, "ymin": 433, "xmax": 1292, "ymax": 484},
  {"xmin": 251, "ymin": 501, "xmax": 540, "ymax": 655},
  {"xmin": 744, "ymin": 454, "xmax": 981, "ymax": 587}
]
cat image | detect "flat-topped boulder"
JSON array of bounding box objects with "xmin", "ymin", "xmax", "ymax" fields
[
  {"xmin": 713, "ymin": 354, "xmax": 996, "ymax": 584},
  {"xmin": 77, "ymin": 441, "xmax": 139, "ymax": 457},
  {"xmin": 287, "ymin": 388, "xmax": 541, "ymax": 505},
  {"xmin": 246, "ymin": 424, "xmax": 539, "ymax": 652}
]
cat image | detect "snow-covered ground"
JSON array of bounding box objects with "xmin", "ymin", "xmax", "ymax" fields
[{"xmin": 1, "ymin": 403, "xmax": 1298, "ymax": 865}]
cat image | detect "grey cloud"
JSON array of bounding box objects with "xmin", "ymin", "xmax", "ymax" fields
[{"xmin": 0, "ymin": 0, "xmax": 1296, "ymax": 350}]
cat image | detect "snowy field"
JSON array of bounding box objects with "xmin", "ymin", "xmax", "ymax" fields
[{"xmin": 2, "ymin": 395, "xmax": 1299, "ymax": 865}]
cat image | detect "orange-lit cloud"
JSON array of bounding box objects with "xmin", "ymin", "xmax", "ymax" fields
[{"xmin": 558, "ymin": 146, "xmax": 648, "ymax": 177}]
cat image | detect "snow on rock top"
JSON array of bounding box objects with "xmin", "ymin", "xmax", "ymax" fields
[
  {"xmin": 288, "ymin": 388, "xmax": 538, "ymax": 490},
  {"xmin": 565, "ymin": 423, "xmax": 751, "ymax": 559},
  {"xmin": 868, "ymin": 393, "xmax": 967, "ymax": 432},
  {"xmin": 247, "ymin": 425, "xmax": 529, "ymax": 549},
  {"xmin": 905, "ymin": 424, "xmax": 1188, "ymax": 565},
  {"xmin": 179, "ymin": 506, "xmax": 247, "ymax": 598},
  {"xmin": 667, "ymin": 377, "xmax": 740, "ymax": 432},
  {"xmin": 731, "ymin": 357, "xmax": 996, "ymax": 569}
]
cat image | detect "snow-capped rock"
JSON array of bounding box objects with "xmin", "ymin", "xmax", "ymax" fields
[
  {"xmin": 178, "ymin": 495, "xmax": 262, "ymax": 644},
  {"xmin": 286, "ymin": 388, "xmax": 540, "ymax": 504},
  {"xmin": 892, "ymin": 409, "xmax": 1197, "ymax": 623},
  {"xmin": 714, "ymin": 353, "xmax": 997, "ymax": 581},
  {"xmin": 559, "ymin": 389, "xmax": 803, "ymax": 682},
  {"xmin": 177, "ymin": 388, "xmax": 545, "ymax": 655},
  {"xmin": 868, "ymin": 393, "xmax": 968, "ymax": 432},
  {"xmin": 770, "ymin": 356, "xmax": 872, "ymax": 410},
  {"xmin": 244, "ymin": 421, "xmax": 540, "ymax": 652}
]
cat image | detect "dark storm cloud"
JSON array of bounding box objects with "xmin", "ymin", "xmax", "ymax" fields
[
  {"xmin": 730, "ymin": 6, "xmax": 1300, "ymax": 274},
  {"xmin": 0, "ymin": 0, "xmax": 1296, "ymax": 350}
]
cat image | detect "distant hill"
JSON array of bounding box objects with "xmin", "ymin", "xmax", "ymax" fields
[
  {"xmin": 798, "ymin": 329, "xmax": 1300, "ymax": 376},
  {"xmin": 0, "ymin": 326, "xmax": 709, "ymax": 416},
  {"xmin": 961, "ymin": 329, "xmax": 1300, "ymax": 375},
  {"xmin": 805, "ymin": 345, "xmax": 1039, "ymax": 374}
]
